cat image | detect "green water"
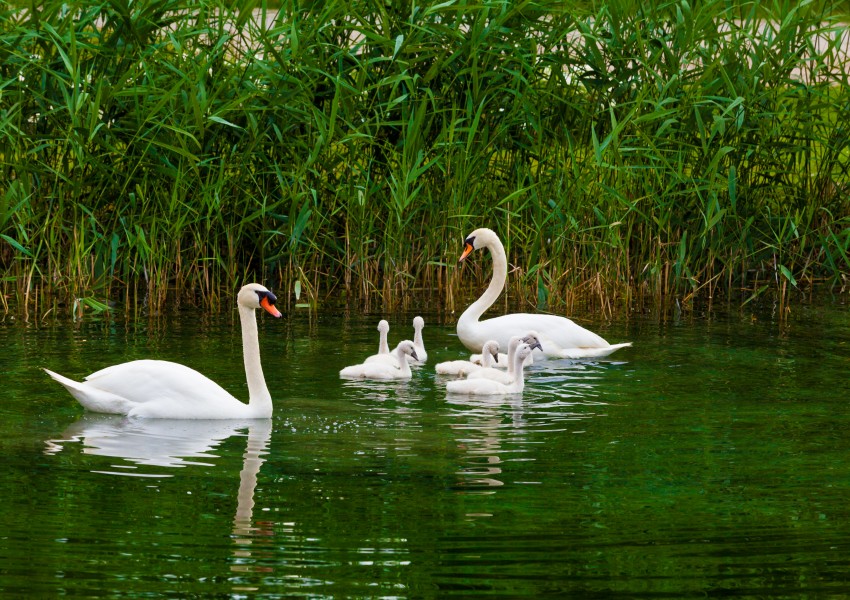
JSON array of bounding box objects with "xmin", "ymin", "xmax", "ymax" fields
[{"xmin": 1, "ymin": 302, "xmax": 849, "ymax": 598}]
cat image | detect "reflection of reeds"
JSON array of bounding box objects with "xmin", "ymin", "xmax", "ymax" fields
[{"xmin": 1, "ymin": 0, "xmax": 848, "ymax": 317}]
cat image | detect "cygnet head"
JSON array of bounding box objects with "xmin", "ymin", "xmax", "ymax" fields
[
  {"xmin": 522, "ymin": 331, "xmax": 543, "ymax": 352},
  {"xmin": 394, "ymin": 340, "xmax": 419, "ymax": 362},
  {"xmin": 413, "ymin": 316, "xmax": 424, "ymax": 330},
  {"xmin": 377, "ymin": 320, "xmax": 390, "ymax": 333},
  {"xmin": 238, "ymin": 283, "xmax": 282, "ymax": 318},
  {"xmin": 483, "ymin": 340, "xmax": 500, "ymax": 363}
]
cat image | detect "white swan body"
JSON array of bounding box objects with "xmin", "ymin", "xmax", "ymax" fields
[
  {"xmin": 44, "ymin": 283, "xmax": 282, "ymax": 419},
  {"xmin": 340, "ymin": 341, "xmax": 419, "ymax": 380},
  {"xmin": 435, "ymin": 340, "xmax": 500, "ymax": 376},
  {"xmin": 467, "ymin": 333, "xmax": 542, "ymax": 384},
  {"xmin": 411, "ymin": 316, "xmax": 428, "ymax": 364},
  {"xmin": 446, "ymin": 344, "xmax": 534, "ymax": 396},
  {"xmin": 457, "ymin": 228, "xmax": 631, "ymax": 359},
  {"xmin": 364, "ymin": 320, "xmax": 395, "ymax": 365}
]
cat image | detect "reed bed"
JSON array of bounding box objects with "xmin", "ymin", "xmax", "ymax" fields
[{"xmin": 1, "ymin": 0, "xmax": 848, "ymax": 318}]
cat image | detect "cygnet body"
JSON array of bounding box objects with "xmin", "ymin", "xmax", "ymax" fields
[
  {"xmin": 435, "ymin": 340, "xmax": 499, "ymax": 377},
  {"xmin": 445, "ymin": 344, "xmax": 534, "ymax": 396},
  {"xmin": 340, "ymin": 341, "xmax": 419, "ymax": 380},
  {"xmin": 467, "ymin": 332, "xmax": 542, "ymax": 384}
]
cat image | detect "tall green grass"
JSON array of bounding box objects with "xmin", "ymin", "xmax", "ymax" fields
[{"xmin": 1, "ymin": 0, "xmax": 848, "ymax": 317}]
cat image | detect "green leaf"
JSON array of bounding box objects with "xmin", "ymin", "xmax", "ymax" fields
[
  {"xmin": 393, "ymin": 35, "xmax": 404, "ymax": 60},
  {"xmin": 208, "ymin": 115, "xmax": 243, "ymax": 130},
  {"xmin": 779, "ymin": 265, "xmax": 797, "ymax": 287},
  {"xmin": 1, "ymin": 234, "xmax": 33, "ymax": 258},
  {"xmin": 728, "ymin": 165, "xmax": 737, "ymax": 212}
]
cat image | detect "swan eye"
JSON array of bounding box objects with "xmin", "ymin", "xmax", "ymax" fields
[
  {"xmin": 459, "ymin": 236, "xmax": 476, "ymax": 262},
  {"xmin": 256, "ymin": 290, "xmax": 278, "ymax": 305}
]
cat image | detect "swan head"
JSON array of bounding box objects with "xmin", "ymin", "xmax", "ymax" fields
[
  {"xmin": 482, "ymin": 340, "xmax": 500, "ymax": 363},
  {"xmin": 522, "ymin": 331, "xmax": 543, "ymax": 352},
  {"xmin": 377, "ymin": 320, "xmax": 390, "ymax": 333},
  {"xmin": 238, "ymin": 283, "xmax": 282, "ymax": 318},
  {"xmin": 413, "ymin": 316, "xmax": 424, "ymax": 330},
  {"xmin": 394, "ymin": 340, "xmax": 419, "ymax": 362},
  {"xmin": 459, "ymin": 228, "xmax": 497, "ymax": 262}
]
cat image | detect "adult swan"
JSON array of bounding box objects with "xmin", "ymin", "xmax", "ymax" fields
[
  {"xmin": 456, "ymin": 228, "xmax": 631, "ymax": 359},
  {"xmin": 44, "ymin": 283, "xmax": 282, "ymax": 419}
]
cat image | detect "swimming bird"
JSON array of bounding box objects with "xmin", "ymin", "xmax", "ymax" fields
[
  {"xmin": 340, "ymin": 341, "xmax": 419, "ymax": 380},
  {"xmin": 446, "ymin": 343, "xmax": 535, "ymax": 396},
  {"xmin": 44, "ymin": 283, "xmax": 282, "ymax": 419},
  {"xmin": 364, "ymin": 320, "xmax": 394, "ymax": 365},
  {"xmin": 411, "ymin": 316, "xmax": 428, "ymax": 364},
  {"xmin": 456, "ymin": 227, "xmax": 632, "ymax": 359},
  {"xmin": 435, "ymin": 340, "xmax": 500, "ymax": 377}
]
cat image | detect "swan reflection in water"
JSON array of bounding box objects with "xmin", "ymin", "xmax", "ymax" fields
[
  {"xmin": 44, "ymin": 415, "xmax": 271, "ymax": 473},
  {"xmin": 446, "ymin": 360, "xmax": 614, "ymax": 500},
  {"xmin": 446, "ymin": 395, "xmax": 529, "ymax": 494},
  {"xmin": 44, "ymin": 416, "xmax": 273, "ymax": 584}
]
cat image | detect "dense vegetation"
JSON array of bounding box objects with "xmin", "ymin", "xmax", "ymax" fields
[{"xmin": 1, "ymin": 0, "xmax": 848, "ymax": 317}]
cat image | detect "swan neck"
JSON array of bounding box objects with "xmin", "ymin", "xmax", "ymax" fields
[
  {"xmin": 393, "ymin": 349, "xmax": 413, "ymax": 376},
  {"xmin": 240, "ymin": 304, "xmax": 272, "ymax": 415},
  {"xmin": 506, "ymin": 341, "xmax": 518, "ymax": 376},
  {"xmin": 459, "ymin": 236, "xmax": 507, "ymax": 325},
  {"xmin": 511, "ymin": 354, "xmax": 526, "ymax": 391}
]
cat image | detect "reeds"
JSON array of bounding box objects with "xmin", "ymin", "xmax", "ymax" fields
[{"xmin": 1, "ymin": 0, "xmax": 848, "ymax": 317}]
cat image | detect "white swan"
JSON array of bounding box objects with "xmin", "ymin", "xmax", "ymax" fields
[
  {"xmin": 44, "ymin": 283, "xmax": 282, "ymax": 419},
  {"xmin": 457, "ymin": 228, "xmax": 632, "ymax": 359},
  {"xmin": 411, "ymin": 316, "xmax": 427, "ymax": 364},
  {"xmin": 435, "ymin": 340, "xmax": 500, "ymax": 376},
  {"xmin": 446, "ymin": 343, "xmax": 534, "ymax": 396},
  {"xmin": 339, "ymin": 341, "xmax": 419, "ymax": 380},
  {"xmin": 467, "ymin": 332, "xmax": 542, "ymax": 384},
  {"xmin": 363, "ymin": 320, "xmax": 393, "ymax": 364}
]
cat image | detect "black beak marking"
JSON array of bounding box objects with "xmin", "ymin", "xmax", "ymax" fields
[{"xmin": 257, "ymin": 290, "xmax": 278, "ymax": 305}]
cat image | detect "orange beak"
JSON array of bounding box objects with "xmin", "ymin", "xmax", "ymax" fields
[
  {"xmin": 458, "ymin": 242, "xmax": 474, "ymax": 263},
  {"xmin": 261, "ymin": 296, "xmax": 282, "ymax": 318}
]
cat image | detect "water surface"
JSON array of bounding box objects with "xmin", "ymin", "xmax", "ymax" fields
[{"xmin": 1, "ymin": 302, "xmax": 849, "ymax": 597}]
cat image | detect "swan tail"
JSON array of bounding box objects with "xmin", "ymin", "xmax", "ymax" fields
[
  {"xmin": 43, "ymin": 368, "xmax": 137, "ymax": 415},
  {"xmin": 554, "ymin": 342, "xmax": 633, "ymax": 359}
]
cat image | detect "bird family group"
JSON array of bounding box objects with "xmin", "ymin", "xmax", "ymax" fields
[{"xmin": 45, "ymin": 228, "xmax": 631, "ymax": 418}]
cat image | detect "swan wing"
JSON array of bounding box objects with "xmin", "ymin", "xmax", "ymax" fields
[
  {"xmin": 84, "ymin": 360, "xmax": 239, "ymax": 406},
  {"xmin": 466, "ymin": 367, "xmax": 514, "ymax": 384},
  {"xmin": 47, "ymin": 360, "xmax": 255, "ymax": 418},
  {"xmin": 62, "ymin": 359, "xmax": 253, "ymax": 418},
  {"xmin": 434, "ymin": 360, "xmax": 481, "ymax": 376},
  {"xmin": 463, "ymin": 313, "xmax": 629, "ymax": 358},
  {"xmin": 364, "ymin": 353, "xmax": 400, "ymax": 366},
  {"xmin": 44, "ymin": 368, "xmax": 139, "ymax": 415},
  {"xmin": 340, "ymin": 362, "xmax": 412, "ymax": 380},
  {"xmin": 551, "ymin": 341, "xmax": 634, "ymax": 359}
]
